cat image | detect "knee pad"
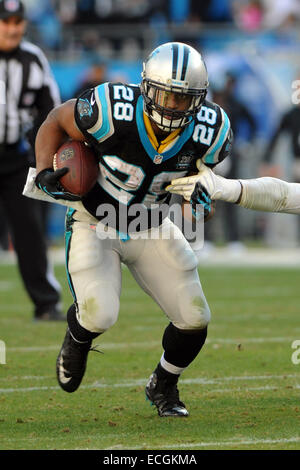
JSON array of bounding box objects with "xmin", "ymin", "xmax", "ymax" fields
[
  {"xmin": 174, "ymin": 280, "xmax": 211, "ymax": 330},
  {"xmin": 77, "ymin": 280, "xmax": 120, "ymax": 333}
]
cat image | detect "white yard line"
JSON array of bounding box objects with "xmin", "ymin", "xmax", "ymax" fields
[
  {"xmin": 1, "ymin": 372, "xmax": 298, "ymax": 384},
  {"xmin": 0, "ymin": 375, "xmax": 53, "ymax": 381},
  {"xmin": 4, "ymin": 335, "xmax": 298, "ymax": 353},
  {"xmin": 162, "ymin": 436, "xmax": 300, "ymax": 449},
  {"xmin": 208, "ymin": 337, "xmax": 297, "ymax": 344},
  {"xmin": 5, "ymin": 341, "xmax": 160, "ymax": 352},
  {"xmin": 3, "ymin": 434, "xmax": 299, "ymax": 449},
  {"xmin": 104, "ymin": 436, "xmax": 300, "ymax": 450},
  {"xmin": 0, "ymin": 373, "xmax": 299, "ymax": 393}
]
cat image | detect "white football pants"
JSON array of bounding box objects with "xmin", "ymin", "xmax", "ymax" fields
[{"xmin": 66, "ymin": 209, "xmax": 211, "ymax": 333}]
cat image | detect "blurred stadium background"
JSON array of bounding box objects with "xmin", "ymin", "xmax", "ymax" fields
[
  {"xmin": 2, "ymin": 1, "xmax": 300, "ymax": 451},
  {"xmin": 2, "ymin": 0, "xmax": 300, "ymax": 257}
]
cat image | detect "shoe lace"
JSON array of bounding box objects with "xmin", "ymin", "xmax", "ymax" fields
[
  {"xmin": 90, "ymin": 344, "xmax": 104, "ymax": 354},
  {"xmin": 64, "ymin": 339, "xmax": 103, "ymax": 377}
]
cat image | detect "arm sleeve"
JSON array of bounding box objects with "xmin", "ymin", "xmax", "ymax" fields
[
  {"xmin": 193, "ymin": 163, "xmax": 300, "ymax": 213},
  {"xmin": 239, "ymin": 177, "xmax": 300, "ymax": 214}
]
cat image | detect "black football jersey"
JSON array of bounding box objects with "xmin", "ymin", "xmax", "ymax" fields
[{"xmin": 74, "ymin": 82, "xmax": 232, "ymax": 234}]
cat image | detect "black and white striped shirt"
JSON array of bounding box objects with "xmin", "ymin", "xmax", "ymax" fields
[{"xmin": 0, "ymin": 40, "xmax": 60, "ymax": 147}]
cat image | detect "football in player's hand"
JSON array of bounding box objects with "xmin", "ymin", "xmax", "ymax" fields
[{"xmin": 53, "ymin": 140, "xmax": 99, "ymax": 196}]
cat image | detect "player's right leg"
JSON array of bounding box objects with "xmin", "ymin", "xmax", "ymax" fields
[
  {"xmin": 127, "ymin": 218, "xmax": 210, "ymax": 416},
  {"xmin": 56, "ymin": 210, "xmax": 122, "ymax": 392}
]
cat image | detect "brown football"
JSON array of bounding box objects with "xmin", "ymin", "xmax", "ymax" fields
[{"xmin": 53, "ymin": 140, "xmax": 99, "ymax": 196}]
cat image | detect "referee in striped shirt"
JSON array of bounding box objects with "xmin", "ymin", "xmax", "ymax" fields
[{"xmin": 0, "ymin": 0, "xmax": 63, "ymax": 321}]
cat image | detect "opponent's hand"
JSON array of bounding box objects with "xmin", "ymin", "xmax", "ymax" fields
[
  {"xmin": 167, "ymin": 160, "xmax": 242, "ymax": 203},
  {"xmin": 167, "ymin": 174, "xmax": 204, "ymax": 201},
  {"xmin": 190, "ymin": 181, "xmax": 212, "ymax": 220},
  {"xmin": 35, "ymin": 168, "xmax": 81, "ymax": 201},
  {"xmin": 166, "ymin": 161, "xmax": 213, "ymax": 201}
]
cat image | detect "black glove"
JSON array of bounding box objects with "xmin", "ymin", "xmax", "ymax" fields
[
  {"xmin": 35, "ymin": 168, "xmax": 81, "ymax": 201},
  {"xmin": 190, "ymin": 181, "xmax": 212, "ymax": 220}
]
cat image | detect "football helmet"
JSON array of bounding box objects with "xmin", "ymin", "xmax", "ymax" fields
[{"xmin": 141, "ymin": 42, "xmax": 209, "ymax": 132}]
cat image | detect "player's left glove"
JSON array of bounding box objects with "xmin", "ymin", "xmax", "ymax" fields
[
  {"xmin": 190, "ymin": 181, "xmax": 212, "ymax": 220},
  {"xmin": 35, "ymin": 168, "xmax": 81, "ymax": 201}
]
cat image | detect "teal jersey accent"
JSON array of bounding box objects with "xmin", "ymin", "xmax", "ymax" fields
[{"xmin": 203, "ymin": 109, "xmax": 231, "ymax": 165}]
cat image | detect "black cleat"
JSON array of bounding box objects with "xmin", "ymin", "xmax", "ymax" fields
[
  {"xmin": 145, "ymin": 372, "xmax": 189, "ymax": 417},
  {"xmin": 56, "ymin": 328, "xmax": 92, "ymax": 393}
]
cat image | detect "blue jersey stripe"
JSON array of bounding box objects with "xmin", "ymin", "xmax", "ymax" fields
[
  {"xmin": 203, "ymin": 109, "xmax": 230, "ymax": 165},
  {"xmin": 91, "ymin": 84, "xmax": 112, "ymax": 141}
]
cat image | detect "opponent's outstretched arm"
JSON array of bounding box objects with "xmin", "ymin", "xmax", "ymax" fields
[{"xmin": 167, "ymin": 160, "xmax": 300, "ymax": 215}]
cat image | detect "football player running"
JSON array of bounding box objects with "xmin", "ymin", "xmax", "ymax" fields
[
  {"xmin": 34, "ymin": 42, "xmax": 233, "ymax": 417},
  {"xmin": 167, "ymin": 160, "xmax": 300, "ymax": 215}
]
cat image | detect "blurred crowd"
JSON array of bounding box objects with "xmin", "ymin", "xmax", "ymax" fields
[
  {"xmin": 1, "ymin": 0, "xmax": 300, "ymax": 254},
  {"xmin": 25, "ymin": 0, "xmax": 300, "ymax": 29},
  {"xmin": 24, "ymin": 0, "xmax": 300, "ymax": 57}
]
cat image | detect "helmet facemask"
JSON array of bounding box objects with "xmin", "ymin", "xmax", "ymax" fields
[{"xmin": 141, "ymin": 78, "xmax": 207, "ymax": 132}]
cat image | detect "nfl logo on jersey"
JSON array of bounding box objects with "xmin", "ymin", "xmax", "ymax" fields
[{"xmin": 154, "ymin": 155, "xmax": 163, "ymax": 165}]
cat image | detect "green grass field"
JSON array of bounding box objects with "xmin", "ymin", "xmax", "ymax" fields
[{"xmin": 0, "ymin": 258, "xmax": 300, "ymax": 450}]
